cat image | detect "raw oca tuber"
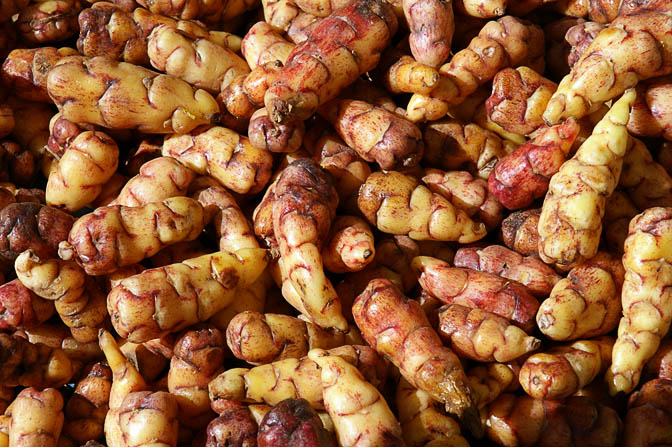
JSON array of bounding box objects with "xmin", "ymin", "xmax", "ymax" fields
[
  {"xmin": 384, "ymin": 56, "xmax": 440, "ymax": 95},
  {"xmin": 628, "ymin": 75, "xmax": 672, "ymax": 141},
  {"xmin": 321, "ymin": 215, "xmax": 375, "ymax": 274},
  {"xmin": 499, "ymin": 207, "xmax": 540, "ymax": 256},
  {"xmin": 206, "ymin": 402, "xmax": 258, "ymax": 447},
  {"xmin": 257, "ymin": 398, "xmax": 337, "ymax": 447},
  {"xmin": 0, "ymin": 279, "xmax": 55, "ymax": 331},
  {"xmin": 619, "ymin": 137, "xmax": 672, "ymax": 209},
  {"xmin": 0, "ymin": 333, "xmax": 73, "ymax": 389},
  {"xmin": 248, "ymin": 108, "xmax": 306, "ymax": 153},
  {"xmin": 241, "ymin": 21, "xmax": 295, "ymax": 68},
  {"xmin": 403, "ymin": 0, "xmax": 454, "ymax": 68},
  {"xmin": 218, "ymin": 61, "xmax": 283, "ymax": 120},
  {"xmin": 7, "ymin": 387, "xmax": 64, "ymax": 447},
  {"xmin": 16, "ymin": 0, "xmax": 81, "ymax": 44},
  {"xmin": 622, "ymin": 378, "xmax": 672, "ymax": 447}
]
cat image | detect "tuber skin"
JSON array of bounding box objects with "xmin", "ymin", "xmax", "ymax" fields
[
  {"xmin": 241, "ymin": 22, "xmax": 295, "ymax": 68},
  {"xmin": 537, "ymin": 90, "xmax": 636, "ymax": 270},
  {"xmin": 60, "ymin": 196, "xmax": 205, "ymax": 276},
  {"xmin": 272, "ymin": 159, "xmax": 347, "ymax": 331},
  {"xmin": 608, "ymin": 207, "xmax": 672, "ymax": 395},
  {"xmin": 0, "ymin": 279, "xmax": 55, "ymax": 332},
  {"xmin": 543, "ymin": 10, "xmax": 672, "ymax": 125},
  {"xmin": 16, "ymin": 0, "xmax": 81, "ymax": 44},
  {"xmin": 257, "ymin": 398, "xmax": 336, "ymax": 447},
  {"xmin": 99, "ymin": 329, "xmax": 147, "ymax": 409},
  {"xmin": 7, "ymin": 387, "xmax": 64, "ymax": 447},
  {"xmin": 499, "ymin": 207, "xmax": 540, "ymax": 256},
  {"xmin": 62, "ymin": 362, "xmax": 112, "ymax": 445},
  {"xmin": 537, "ymin": 252, "xmax": 624, "ymax": 341},
  {"xmin": 565, "ymin": 21, "xmax": 606, "ymax": 69},
  {"xmin": 403, "ymin": 0, "xmax": 454, "ymax": 68},
  {"xmin": 519, "ymin": 336, "xmax": 614, "ymax": 400},
  {"xmin": 107, "ymin": 248, "xmax": 269, "ymax": 342},
  {"xmin": 162, "ymin": 126, "xmax": 273, "ymax": 195},
  {"xmin": 645, "ymin": 339, "xmax": 672, "ymax": 381},
  {"xmin": 486, "ymin": 394, "xmax": 622, "ymax": 447},
  {"xmin": 454, "ymin": 245, "xmax": 560, "ymax": 297},
  {"xmin": 322, "ymin": 215, "xmax": 375, "ymax": 274},
  {"xmin": 15, "ymin": 250, "xmax": 108, "ymax": 343},
  {"xmin": 438, "ymin": 304, "xmax": 540, "ymax": 363},
  {"xmin": 135, "ymin": 0, "xmax": 225, "ymax": 21},
  {"xmin": 358, "ymin": 171, "xmax": 487, "ymax": 242},
  {"xmin": 619, "ymin": 137, "xmax": 672, "ymax": 209},
  {"xmin": 45, "ymin": 131, "xmax": 119, "ymax": 213},
  {"xmin": 264, "ymin": 0, "xmax": 398, "ymax": 124},
  {"xmin": 628, "ymin": 75, "xmax": 672, "ymax": 141},
  {"xmin": 0, "ymin": 333, "xmax": 73, "ymax": 389},
  {"xmin": 46, "ymin": 112, "xmax": 96, "ymax": 160},
  {"xmin": 604, "ymin": 193, "xmax": 643, "ymax": 254},
  {"xmin": 352, "ymin": 278, "xmax": 482, "ymax": 437},
  {"xmin": 248, "ymin": 108, "xmax": 306, "ymax": 153},
  {"xmin": 219, "ymin": 61, "xmax": 284, "ymax": 120},
  {"xmin": 467, "ymin": 362, "xmax": 519, "ymax": 409},
  {"xmin": 384, "ymin": 56, "xmax": 440, "ymax": 95},
  {"xmin": 423, "ymin": 169, "xmax": 504, "ymax": 230},
  {"xmin": 622, "ymin": 378, "xmax": 672, "ymax": 447},
  {"xmin": 206, "ymin": 402, "xmax": 258, "ymax": 447},
  {"xmin": 488, "ymin": 118, "xmax": 580, "ymax": 210},
  {"xmin": 261, "ymin": 0, "xmax": 302, "ymax": 32},
  {"xmin": 47, "ymin": 55, "xmax": 219, "ymax": 134},
  {"xmin": 413, "ymin": 256, "xmax": 539, "ymax": 332}
]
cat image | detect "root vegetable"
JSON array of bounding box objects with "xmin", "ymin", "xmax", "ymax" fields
[
  {"xmin": 628, "ymin": 75, "xmax": 672, "ymax": 141},
  {"xmin": 7, "ymin": 388, "xmax": 64, "ymax": 447},
  {"xmin": 241, "ymin": 22, "xmax": 295, "ymax": 68},
  {"xmin": 645, "ymin": 339, "xmax": 672, "ymax": 380},
  {"xmin": 384, "ymin": 56, "xmax": 440, "ymax": 95},
  {"xmin": 219, "ymin": 61, "xmax": 283, "ymax": 120},
  {"xmin": 248, "ymin": 108, "xmax": 305, "ymax": 153},
  {"xmin": 404, "ymin": 0, "xmax": 453, "ymax": 67},
  {"xmin": 257, "ymin": 398, "xmax": 336, "ymax": 447},
  {"xmin": 623, "ymin": 378, "xmax": 672, "ymax": 447},
  {"xmin": 205, "ymin": 402, "xmax": 258, "ymax": 447},
  {"xmin": 135, "ymin": 0, "xmax": 224, "ymax": 20},
  {"xmin": 322, "ymin": 216, "xmax": 375, "ymax": 274},
  {"xmin": 0, "ymin": 279, "xmax": 55, "ymax": 331},
  {"xmin": 62, "ymin": 362, "xmax": 112, "ymax": 445},
  {"xmin": 16, "ymin": 0, "xmax": 81, "ymax": 44},
  {"xmin": 467, "ymin": 362, "xmax": 519, "ymax": 409},
  {"xmin": 619, "ymin": 137, "xmax": 672, "ymax": 209},
  {"xmin": 499, "ymin": 207, "xmax": 540, "ymax": 256},
  {"xmin": 0, "ymin": 333, "xmax": 73, "ymax": 389}
]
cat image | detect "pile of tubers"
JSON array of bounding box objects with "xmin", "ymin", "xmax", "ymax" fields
[{"xmin": 0, "ymin": 0, "xmax": 671, "ymax": 445}]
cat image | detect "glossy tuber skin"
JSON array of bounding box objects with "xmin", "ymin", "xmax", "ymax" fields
[
  {"xmin": 206, "ymin": 402, "xmax": 258, "ymax": 447},
  {"xmin": 454, "ymin": 245, "xmax": 560, "ymax": 297},
  {"xmin": 538, "ymin": 90, "xmax": 635, "ymax": 270},
  {"xmin": 619, "ymin": 137, "xmax": 672, "ymax": 209},
  {"xmin": 407, "ymin": 16, "xmax": 545, "ymax": 122},
  {"xmin": 622, "ymin": 378, "xmax": 672, "ymax": 447},
  {"xmin": 135, "ymin": 0, "xmax": 224, "ymax": 20},
  {"xmin": 219, "ymin": 61, "xmax": 284, "ymax": 121},
  {"xmin": 645, "ymin": 339, "xmax": 672, "ymax": 381},
  {"xmin": 0, "ymin": 333, "xmax": 73, "ymax": 389},
  {"xmin": 107, "ymin": 248, "xmax": 269, "ymax": 342},
  {"xmin": 319, "ymin": 99, "xmax": 424, "ymax": 170},
  {"xmin": 543, "ymin": 10, "xmax": 672, "ymax": 124},
  {"xmin": 45, "ymin": 131, "xmax": 119, "ymax": 213},
  {"xmin": 264, "ymin": 0, "xmax": 398, "ymax": 124},
  {"xmin": 272, "ymin": 159, "xmax": 347, "ymax": 331},
  {"xmin": 413, "ymin": 256, "xmax": 539, "ymax": 332},
  {"xmin": 519, "ymin": 336, "xmax": 614, "ymax": 400},
  {"xmin": 628, "ymin": 75, "xmax": 672, "ymax": 141},
  {"xmin": 608, "ymin": 207, "xmax": 672, "ymax": 395},
  {"xmin": 309, "ymin": 348, "xmax": 404, "ymax": 446},
  {"xmin": 16, "ymin": 0, "xmax": 81, "ymax": 45},
  {"xmin": 604, "ymin": 191, "xmax": 643, "ymax": 254},
  {"xmin": 358, "ymin": 171, "xmax": 487, "ymax": 243},
  {"xmin": 0, "ymin": 279, "xmax": 55, "ymax": 332},
  {"xmin": 241, "ymin": 22, "xmax": 295, "ymax": 68},
  {"xmin": 486, "ymin": 394, "xmax": 622, "ymax": 447},
  {"xmin": 0, "ymin": 202, "xmax": 74, "ymax": 265},
  {"xmin": 257, "ymin": 398, "xmax": 336, "ymax": 447},
  {"xmin": 499, "ymin": 207, "xmax": 540, "ymax": 256},
  {"xmin": 403, "ymin": 0, "xmax": 454, "ymax": 68},
  {"xmin": 486, "ymin": 66, "xmax": 558, "ymax": 136},
  {"xmin": 384, "ymin": 56, "xmax": 440, "ymax": 95},
  {"xmin": 537, "ymin": 252, "xmax": 624, "ymax": 341},
  {"xmin": 162, "ymin": 126, "xmax": 273, "ymax": 195},
  {"xmin": 7, "ymin": 387, "xmax": 64, "ymax": 447},
  {"xmin": 248, "ymin": 108, "xmax": 306, "ymax": 153},
  {"xmin": 62, "ymin": 362, "xmax": 112, "ymax": 445},
  {"xmin": 467, "ymin": 362, "xmax": 519, "ymax": 409},
  {"xmin": 168, "ymin": 326, "xmax": 226, "ymax": 429},
  {"xmin": 47, "ymin": 55, "xmax": 219, "ymax": 134},
  {"xmin": 488, "ymin": 119, "xmax": 579, "ymax": 210},
  {"xmin": 423, "ymin": 169, "xmax": 504, "ymax": 230},
  {"xmin": 321, "ymin": 215, "xmax": 375, "ymax": 274},
  {"xmin": 60, "ymin": 197, "xmax": 205, "ymax": 276},
  {"xmin": 353, "ymin": 278, "xmax": 482, "ymax": 437},
  {"xmin": 438, "ymin": 304, "xmax": 540, "ymax": 363}
]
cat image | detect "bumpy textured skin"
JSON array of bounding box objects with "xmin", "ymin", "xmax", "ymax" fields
[
  {"xmin": 537, "ymin": 90, "xmax": 635, "ymax": 270},
  {"xmin": 99, "ymin": 329, "xmax": 148, "ymax": 409},
  {"xmin": 6, "ymin": 97, "xmax": 52, "ymax": 159},
  {"xmin": 264, "ymin": 0, "xmax": 398, "ymax": 124},
  {"xmin": 135, "ymin": 0, "xmax": 224, "ymax": 20},
  {"xmin": 15, "ymin": 251, "xmax": 108, "ymax": 343},
  {"xmin": 272, "ymin": 159, "xmax": 347, "ymax": 331},
  {"xmin": 319, "ymin": 99, "xmax": 424, "ymax": 170},
  {"xmin": 423, "ymin": 119, "xmax": 516, "ymax": 180},
  {"xmin": 46, "ymin": 113, "xmax": 96, "ymax": 159},
  {"xmin": 257, "ymin": 398, "xmax": 336, "ymax": 447},
  {"xmin": 104, "ymin": 391, "xmax": 179, "ymax": 447},
  {"xmin": 438, "ymin": 304, "xmax": 540, "ymax": 362},
  {"xmin": 358, "ymin": 171, "xmax": 487, "ymax": 242},
  {"xmin": 61, "ymin": 197, "xmax": 205, "ymax": 276},
  {"xmin": 162, "ymin": 126, "xmax": 273, "ymax": 195},
  {"xmin": 608, "ymin": 207, "xmax": 672, "ymax": 395},
  {"xmin": 565, "ymin": 21, "xmax": 605, "ymax": 69},
  {"xmin": 111, "ymin": 157, "xmax": 196, "ymax": 207},
  {"xmin": 488, "ymin": 119, "xmax": 579, "ymax": 210},
  {"xmin": 413, "ymin": 256, "xmax": 539, "ymax": 332},
  {"xmin": 454, "ymin": 0, "xmax": 505, "ymax": 17},
  {"xmin": 645, "ymin": 339, "xmax": 672, "ymax": 380},
  {"xmin": 0, "ymin": 333, "xmax": 73, "ymax": 389},
  {"xmin": 261, "ymin": 0, "xmax": 302, "ymax": 32},
  {"xmin": 206, "ymin": 402, "xmax": 258, "ymax": 447},
  {"xmin": 8, "ymin": 388, "xmax": 64, "ymax": 447},
  {"xmin": 537, "ymin": 252, "xmax": 624, "ymax": 341},
  {"xmin": 543, "ymin": 10, "xmax": 672, "ymax": 124},
  {"xmin": 384, "ymin": 56, "xmax": 440, "ymax": 95},
  {"xmin": 0, "ymin": 279, "xmax": 54, "ymax": 332},
  {"xmin": 293, "ymin": 0, "xmax": 350, "ymax": 15},
  {"xmin": 500, "ymin": 208, "xmax": 540, "ymax": 256},
  {"xmin": 466, "ymin": 362, "xmax": 519, "ymax": 409},
  {"xmin": 486, "ymin": 66, "xmax": 557, "ymax": 136},
  {"xmin": 352, "ymin": 279, "xmax": 482, "ymax": 437},
  {"xmin": 168, "ymin": 327, "xmax": 225, "ymax": 428},
  {"xmin": 622, "ymin": 378, "xmax": 672, "ymax": 447},
  {"xmin": 16, "ymin": 0, "xmax": 81, "ymax": 44},
  {"xmin": 242, "ymin": 22, "xmax": 295, "ymax": 68},
  {"xmin": 47, "ymin": 55, "xmax": 219, "ymax": 134},
  {"xmin": 423, "ymin": 169, "xmax": 504, "ymax": 230},
  {"xmin": 107, "ymin": 248, "xmax": 269, "ymax": 342},
  {"xmin": 0, "ymin": 202, "xmax": 74, "ymax": 265},
  {"xmin": 486, "ymin": 394, "xmax": 622, "ymax": 447},
  {"xmin": 1, "ymin": 48, "xmax": 76, "ymax": 103},
  {"xmin": 628, "ymin": 75, "xmax": 672, "ymax": 141},
  {"xmin": 406, "ymin": 16, "xmax": 545, "ymax": 122},
  {"xmin": 148, "ymin": 25, "xmax": 250, "ymax": 94},
  {"xmin": 45, "ymin": 131, "xmax": 119, "ymax": 212},
  {"xmin": 0, "ymin": 141, "xmax": 36, "ymax": 188},
  {"xmin": 454, "ymin": 245, "xmax": 560, "ymax": 297},
  {"xmin": 248, "ymin": 108, "xmax": 306, "ymax": 153},
  {"xmin": 395, "ymin": 378, "xmax": 468, "ymax": 447},
  {"xmin": 226, "ymin": 312, "xmax": 352, "ymax": 365},
  {"xmin": 321, "ymin": 215, "xmax": 375, "ymax": 273},
  {"xmin": 309, "ymin": 349, "xmax": 404, "ymax": 446},
  {"xmin": 404, "ymin": 0, "xmax": 453, "ymax": 67},
  {"xmin": 208, "ymin": 345, "xmax": 387, "ymax": 412},
  {"xmin": 619, "ymin": 137, "xmax": 672, "ymax": 208},
  {"xmin": 62, "ymin": 362, "xmax": 112, "ymax": 445},
  {"xmin": 219, "ymin": 62, "xmax": 284, "ymax": 120},
  {"xmin": 519, "ymin": 336, "xmax": 614, "ymax": 400}
]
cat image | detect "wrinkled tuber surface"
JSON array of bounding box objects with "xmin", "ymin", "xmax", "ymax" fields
[{"xmin": 257, "ymin": 398, "xmax": 336, "ymax": 447}]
